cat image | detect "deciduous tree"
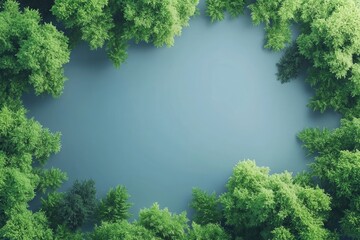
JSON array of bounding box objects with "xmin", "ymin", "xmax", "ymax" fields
[
  {"xmin": 299, "ymin": 118, "xmax": 360, "ymax": 238},
  {"xmin": 139, "ymin": 203, "xmax": 188, "ymax": 240},
  {"xmin": 219, "ymin": 160, "xmax": 332, "ymax": 240},
  {"xmin": 0, "ymin": 0, "xmax": 69, "ymax": 99},
  {"xmin": 52, "ymin": 0, "xmax": 199, "ymax": 67}
]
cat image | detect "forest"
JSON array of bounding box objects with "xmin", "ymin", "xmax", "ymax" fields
[{"xmin": 0, "ymin": 0, "xmax": 360, "ymax": 239}]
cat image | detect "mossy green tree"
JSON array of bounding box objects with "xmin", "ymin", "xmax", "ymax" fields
[
  {"xmin": 51, "ymin": 0, "xmax": 199, "ymax": 67},
  {"xmin": 299, "ymin": 118, "xmax": 360, "ymax": 238}
]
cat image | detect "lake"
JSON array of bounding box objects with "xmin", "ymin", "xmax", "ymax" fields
[{"xmin": 24, "ymin": 1, "xmax": 340, "ymax": 218}]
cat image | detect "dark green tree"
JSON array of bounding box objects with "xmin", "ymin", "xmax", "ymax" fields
[
  {"xmin": 53, "ymin": 225, "xmax": 84, "ymax": 240},
  {"xmin": 276, "ymin": 42, "xmax": 306, "ymax": 83},
  {"xmin": 42, "ymin": 179, "xmax": 97, "ymax": 231}
]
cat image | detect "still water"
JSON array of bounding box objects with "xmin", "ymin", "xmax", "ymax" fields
[{"xmin": 24, "ymin": 2, "xmax": 340, "ymax": 217}]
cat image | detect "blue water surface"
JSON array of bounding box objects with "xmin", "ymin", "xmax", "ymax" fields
[{"xmin": 24, "ymin": 2, "xmax": 340, "ymax": 217}]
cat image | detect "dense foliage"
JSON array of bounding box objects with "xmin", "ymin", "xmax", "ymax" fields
[
  {"xmin": 42, "ymin": 179, "xmax": 97, "ymax": 231},
  {"xmin": 0, "ymin": 106, "xmax": 65, "ymax": 239},
  {"xmin": 1, "ymin": 0, "xmax": 360, "ymax": 239},
  {"xmin": 192, "ymin": 160, "xmax": 333, "ymax": 240},
  {"xmin": 0, "ymin": 0, "xmax": 69, "ymax": 101},
  {"xmin": 207, "ymin": 0, "xmax": 360, "ymax": 118},
  {"xmin": 51, "ymin": 0, "xmax": 199, "ymax": 67},
  {"xmin": 97, "ymin": 185, "xmax": 132, "ymax": 223},
  {"xmin": 299, "ymin": 118, "xmax": 360, "ymax": 238}
]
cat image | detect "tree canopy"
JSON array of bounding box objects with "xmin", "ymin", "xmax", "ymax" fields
[
  {"xmin": 0, "ymin": 0, "xmax": 69, "ymax": 100},
  {"xmin": 51, "ymin": 0, "xmax": 199, "ymax": 67},
  {"xmin": 207, "ymin": 0, "xmax": 360, "ymax": 118},
  {"xmin": 1, "ymin": 0, "xmax": 360, "ymax": 239},
  {"xmin": 213, "ymin": 160, "xmax": 332, "ymax": 239},
  {"xmin": 299, "ymin": 118, "xmax": 360, "ymax": 238},
  {"xmin": 97, "ymin": 185, "xmax": 132, "ymax": 223},
  {"xmin": 0, "ymin": 106, "xmax": 65, "ymax": 239}
]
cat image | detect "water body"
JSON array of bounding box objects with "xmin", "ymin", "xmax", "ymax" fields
[{"xmin": 24, "ymin": 2, "xmax": 340, "ymax": 217}]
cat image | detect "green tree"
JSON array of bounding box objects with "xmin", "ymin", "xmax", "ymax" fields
[
  {"xmin": 297, "ymin": 0, "xmax": 360, "ymax": 116},
  {"xmin": 206, "ymin": 0, "xmax": 302, "ymax": 50},
  {"xmin": 139, "ymin": 203, "xmax": 188, "ymax": 240},
  {"xmin": 188, "ymin": 223, "xmax": 230, "ymax": 240},
  {"xmin": 97, "ymin": 185, "xmax": 132, "ymax": 222},
  {"xmin": 220, "ymin": 160, "xmax": 332, "ymax": 240},
  {"xmin": 91, "ymin": 221, "xmax": 159, "ymax": 240},
  {"xmin": 53, "ymin": 225, "xmax": 84, "ymax": 240},
  {"xmin": 0, "ymin": 106, "xmax": 64, "ymax": 228},
  {"xmin": 248, "ymin": 0, "xmax": 303, "ymax": 51},
  {"xmin": 206, "ymin": 0, "xmax": 246, "ymax": 22},
  {"xmin": 41, "ymin": 192, "xmax": 66, "ymax": 230},
  {"xmin": 0, "ymin": 205, "xmax": 53, "ymax": 240},
  {"xmin": 276, "ymin": 42, "xmax": 306, "ymax": 83},
  {"xmin": 190, "ymin": 188, "xmax": 222, "ymax": 225},
  {"xmin": 42, "ymin": 179, "xmax": 97, "ymax": 231},
  {"xmin": 0, "ymin": 0, "xmax": 70, "ymax": 100},
  {"xmin": 52, "ymin": 0, "xmax": 199, "ymax": 67},
  {"xmin": 299, "ymin": 118, "xmax": 360, "ymax": 238}
]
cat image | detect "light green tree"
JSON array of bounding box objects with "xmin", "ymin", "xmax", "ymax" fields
[
  {"xmin": 0, "ymin": 205, "xmax": 53, "ymax": 240},
  {"xmin": 52, "ymin": 0, "xmax": 199, "ymax": 67},
  {"xmin": 297, "ymin": 0, "xmax": 360, "ymax": 116},
  {"xmin": 139, "ymin": 203, "xmax": 189, "ymax": 240},
  {"xmin": 220, "ymin": 160, "xmax": 332, "ymax": 240},
  {"xmin": 0, "ymin": 105, "xmax": 65, "ymax": 238},
  {"xmin": 206, "ymin": 0, "xmax": 246, "ymax": 22},
  {"xmin": 0, "ymin": 0, "xmax": 70, "ymax": 100},
  {"xmin": 249, "ymin": 0, "xmax": 303, "ymax": 50},
  {"xmin": 92, "ymin": 220, "xmax": 159, "ymax": 240},
  {"xmin": 188, "ymin": 222, "xmax": 230, "ymax": 240}
]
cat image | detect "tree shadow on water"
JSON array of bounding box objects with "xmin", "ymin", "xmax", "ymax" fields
[{"xmin": 68, "ymin": 42, "xmax": 111, "ymax": 69}]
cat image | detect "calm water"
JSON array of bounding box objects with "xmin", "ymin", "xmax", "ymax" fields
[{"xmin": 24, "ymin": 2, "xmax": 340, "ymax": 217}]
